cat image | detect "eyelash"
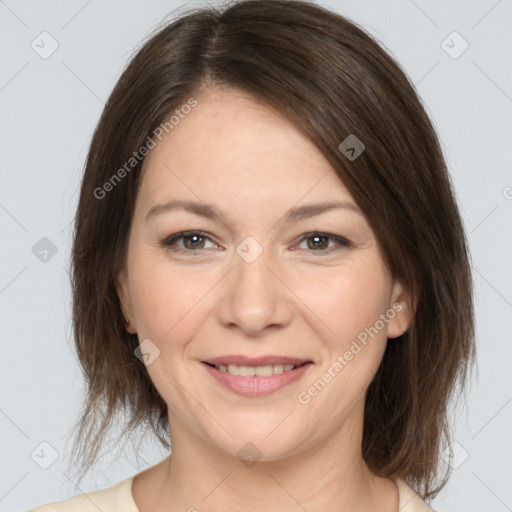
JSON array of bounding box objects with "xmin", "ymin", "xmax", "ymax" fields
[{"xmin": 159, "ymin": 230, "xmax": 350, "ymax": 255}]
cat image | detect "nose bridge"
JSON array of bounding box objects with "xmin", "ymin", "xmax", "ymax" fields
[
  {"xmin": 217, "ymin": 236, "xmax": 292, "ymax": 334},
  {"xmin": 234, "ymin": 240, "xmax": 274, "ymax": 298}
]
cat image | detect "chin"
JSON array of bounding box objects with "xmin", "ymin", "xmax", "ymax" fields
[{"xmin": 204, "ymin": 419, "xmax": 308, "ymax": 464}]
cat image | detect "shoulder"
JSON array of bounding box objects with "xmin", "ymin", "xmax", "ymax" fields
[
  {"xmin": 396, "ymin": 478, "xmax": 437, "ymax": 512},
  {"xmin": 27, "ymin": 476, "xmax": 137, "ymax": 512}
]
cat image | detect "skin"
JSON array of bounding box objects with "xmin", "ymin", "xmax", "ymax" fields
[{"xmin": 115, "ymin": 86, "xmax": 414, "ymax": 512}]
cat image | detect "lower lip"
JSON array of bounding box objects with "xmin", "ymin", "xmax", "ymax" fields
[{"xmin": 201, "ymin": 362, "xmax": 313, "ymax": 397}]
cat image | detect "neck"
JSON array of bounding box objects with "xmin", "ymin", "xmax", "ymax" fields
[{"xmin": 136, "ymin": 403, "xmax": 398, "ymax": 512}]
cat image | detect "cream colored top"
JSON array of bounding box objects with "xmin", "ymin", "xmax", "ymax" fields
[{"xmin": 28, "ymin": 475, "xmax": 435, "ymax": 511}]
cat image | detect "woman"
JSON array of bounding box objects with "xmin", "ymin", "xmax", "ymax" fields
[{"xmin": 29, "ymin": 0, "xmax": 475, "ymax": 510}]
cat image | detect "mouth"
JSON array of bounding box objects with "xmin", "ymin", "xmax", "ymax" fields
[
  {"xmin": 200, "ymin": 355, "xmax": 314, "ymax": 396},
  {"xmin": 202, "ymin": 360, "xmax": 310, "ymax": 377}
]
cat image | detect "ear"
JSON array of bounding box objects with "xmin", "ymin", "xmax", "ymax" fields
[
  {"xmin": 386, "ymin": 280, "xmax": 417, "ymax": 339},
  {"xmin": 115, "ymin": 267, "xmax": 137, "ymax": 334}
]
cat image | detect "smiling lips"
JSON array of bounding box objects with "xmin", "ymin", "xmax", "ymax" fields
[{"xmin": 201, "ymin": 355, "xmax": 313, "ymax": 396}]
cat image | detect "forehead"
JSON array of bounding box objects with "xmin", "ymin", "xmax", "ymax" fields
[{"xmin": 136, "ymin": 87, "xmax": 358, "ymax": 217}]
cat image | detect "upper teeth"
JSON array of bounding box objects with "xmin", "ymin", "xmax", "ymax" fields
[{"xmin": 215, "ymin": 364, "xmax": 296, "ymax": 377}]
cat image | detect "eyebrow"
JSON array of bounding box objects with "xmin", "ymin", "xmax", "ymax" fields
[{"xmin": 144, "ymin": 199, "xmax": 363, "ymax": 224}]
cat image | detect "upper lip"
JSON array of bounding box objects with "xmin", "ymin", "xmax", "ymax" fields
[{"xmin": 202, "ymin": 355, "xmax": 312, "ymax": 367}]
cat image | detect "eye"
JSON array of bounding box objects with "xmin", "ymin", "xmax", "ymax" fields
[
  {"xmin": 294, "ymin": 232, "xmax": 350, "ymax": 253},
  {"xmin": 160, "ymin": 230, "xmax": 350, "ymax": 255},
  {"xmin": 160, "ymin": 231, "xmax": 218, "ymax": 252}
]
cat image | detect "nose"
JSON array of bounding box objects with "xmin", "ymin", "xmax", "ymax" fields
[{"xmin": 215, "ymin": 243, "xmax": 293, "ymax": 337}]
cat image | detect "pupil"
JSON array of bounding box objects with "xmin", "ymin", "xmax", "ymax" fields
[
  {"xmin": 310, "ymin": 235, "xmax": 327, "ymax": 249},
  {"xmin": 186, "ymin": 235, "xmax": 203, "ymax": 249}
]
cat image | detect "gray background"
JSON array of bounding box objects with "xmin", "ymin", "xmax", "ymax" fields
[{"xmin": 1, "ymin": 0, "xmax": 511, "ymax": 511}]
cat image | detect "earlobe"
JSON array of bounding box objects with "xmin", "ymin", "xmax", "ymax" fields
[
  {"xmin": 387, "ymin": 281, "xmax": 416, "ymax": 339},
  {"xmin": 115, "ymin": 268, "xmax": 136, "ymax": 333}
]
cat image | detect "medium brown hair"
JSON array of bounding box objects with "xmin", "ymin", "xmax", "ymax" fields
[{"xmin": 67, "ymin": 0, "xmax": 476, "ymax": 501}]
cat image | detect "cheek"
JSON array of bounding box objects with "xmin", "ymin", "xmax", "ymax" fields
[
  {"xmin": 297, "ymin": 267, "xmax": 392, "ymax": 424},
  {"xmin": 129, "ymin": 256, "xmax": 206, "ymax": 343},
  {"xmin": 301, "ymin": 260, "xmax": 392, "ymax": 345}
]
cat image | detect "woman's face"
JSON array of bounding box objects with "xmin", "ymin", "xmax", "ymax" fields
[{"xmin": 116, "ymin": 87, "xmax": 412, "ymax": 461}]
